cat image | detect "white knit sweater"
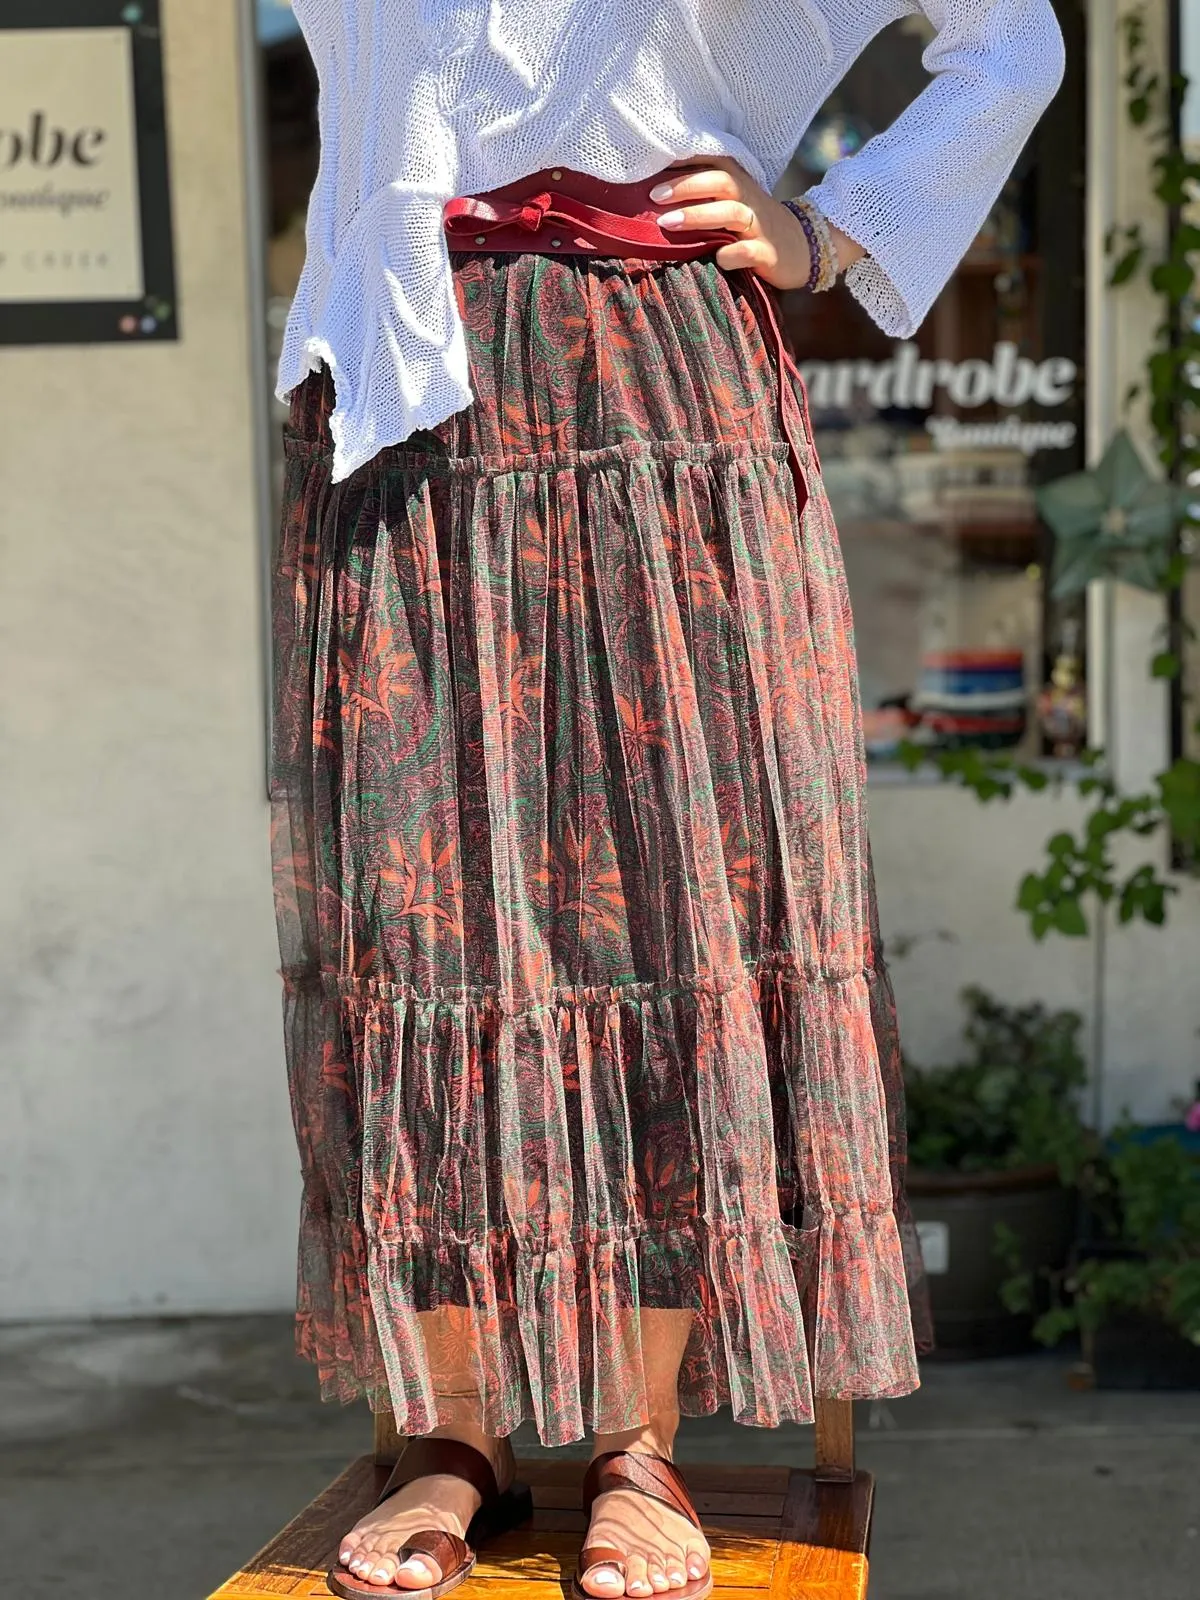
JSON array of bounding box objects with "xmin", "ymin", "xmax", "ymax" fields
[{"xmin": 278, "ymin": 1, "xmax": 1066, "ymax": 483}]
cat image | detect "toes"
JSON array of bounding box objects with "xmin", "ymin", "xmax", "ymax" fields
[
  {"xmin": 684, "ymin": 1542, "xmax": 710, "ymax": 1583},
  {"xmin": 392, "ymin": 1555, "xmax": 441, "ymax": 1591},
  {"xmin": 347, "ymin": 1544, "xmax": 399, "ymax": 1587},
  {"xmin": 338, "ymin": 1535, "xmax": 362, "ymax": 1568},
  {"xmin": 666, "ymin": 1561, "xmax": 688, "ymax": 1589},
  {"xmin": 581, "ymin": 1563, "xmax": 627, "ymax": 1597},
  {"xmin": 646, "ymin": 1554, "xmax": 671, "ymax": 1593},
  {"xmin": 625, "ymin": 1555, "xmax": 653, "ymax": 1597},
  {"xmin": 366, "ymin": 1553, "xmax": 401, "ymax": 1587}
]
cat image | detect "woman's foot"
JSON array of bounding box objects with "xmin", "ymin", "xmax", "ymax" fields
[
  {"xmin": 579, "ymin": 1416, "xmax": 711, "ymax": 1598},
  {"xmin": 337, "ymin": 1425, "xmax": 514, "ymax": 1590}
]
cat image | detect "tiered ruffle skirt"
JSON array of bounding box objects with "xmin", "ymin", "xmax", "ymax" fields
[{"xmin": 271, "ymin": 252, "xmax": 933, "ymax": 1446}]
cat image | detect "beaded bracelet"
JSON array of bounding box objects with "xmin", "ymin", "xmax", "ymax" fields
[{"xmin": 781, "ymin": 197, "xmax": 840, "ymax": 294}]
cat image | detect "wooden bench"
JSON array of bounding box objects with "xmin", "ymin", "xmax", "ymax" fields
[{"xmin": 210, "ymin": 1401, "xmax": 872, "ymax": 1600}]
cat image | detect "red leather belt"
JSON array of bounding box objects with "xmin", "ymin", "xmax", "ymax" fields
[{"xmin": 443, "ymin": 167, "xmax": 813, "ymax": 516}]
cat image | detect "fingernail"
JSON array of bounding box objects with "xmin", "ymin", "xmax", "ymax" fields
[
  {"xmin": 650, "ymin": 183, "xmax": 674, "ymax": 202},
  {"xmin": 658, "ymin": 210, "xmax": 684, "ymax": 228}
]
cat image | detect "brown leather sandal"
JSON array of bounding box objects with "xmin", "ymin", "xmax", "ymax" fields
[
  {"xmin": 573, "ymin": 1451, "xmax": 713, "ymax": 1600},
  {"xmin": 327, "ymin": 1436, "xmax": 533, "ymax": 1600}
]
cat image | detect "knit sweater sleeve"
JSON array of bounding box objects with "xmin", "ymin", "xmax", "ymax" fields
[{"xmin": 804, "ymin": 0, "xmax": 1065, "ymax": 339}]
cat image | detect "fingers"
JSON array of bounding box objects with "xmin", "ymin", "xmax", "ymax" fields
[
  {"xmin": 659, "ymin": 199, "xmax": 757, "ymax": 236},
  {"xmin": 713, "ymin": 237, "xmax": 776, "ymax": 274},
  {"xmin": 658, "ymin": 162, "xmax": 744, "ymax": 200}
]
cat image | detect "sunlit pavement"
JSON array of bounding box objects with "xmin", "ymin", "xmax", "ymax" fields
[{"xmin": 2, "ymin": 1317, "xmax": 1198, "ymax": 1600}]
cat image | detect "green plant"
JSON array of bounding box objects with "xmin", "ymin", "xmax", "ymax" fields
[
  {"xmin": 904, "ymin": 986, "xmax": 1093, "ymax": 1175},
  {"xmin": 998, "ymin": 1123, "xmax": 1200, "ymax": 1347}
]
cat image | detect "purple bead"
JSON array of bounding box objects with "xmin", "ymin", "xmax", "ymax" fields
[{"xmin": 782, "ymin": 199, "xmax": 825, "ymax": 292}]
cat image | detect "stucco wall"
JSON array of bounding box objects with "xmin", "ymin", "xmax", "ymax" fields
[
  {"xmin": 0, "ymin": 0, "xmax": 299, "ymax": 1320},
  {"xmin": 1, "ymin": 0, "xmax": 1192, "ymax": 1325}
]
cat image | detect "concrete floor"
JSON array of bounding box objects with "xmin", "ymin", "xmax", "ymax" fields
[{"xmin": 2, "ymin": 1317, "xmax": 1198, "ymax": 1600}]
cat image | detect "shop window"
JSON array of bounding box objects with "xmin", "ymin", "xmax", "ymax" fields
[
  {"xmin": 257, "ymin": 1, "xmax": 317, "ymax": 503},
  {"xmin": 778, "ymin": 0, "xmax": 1088, "ymax": 766}
]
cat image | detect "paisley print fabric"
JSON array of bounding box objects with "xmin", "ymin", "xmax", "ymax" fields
[{"xmin": 271, "ymin": 250, "xmax": 933, "ymax": 1447}]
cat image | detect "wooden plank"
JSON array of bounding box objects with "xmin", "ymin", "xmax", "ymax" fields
[
  {"xmin": 211, "ymin": 1456, "xmax": 876, "ymax": 1600},
  {"xmin": 767, "ymin": 1470, "xmax": 873, "ymax": 1600},
  {"xmin": 812, "ymin": 1401, "xmax": 855, "ymax": 1485},
  {"xmin": 211, "ymin": 1458, "xmax": 379, "ymax": 1596}
]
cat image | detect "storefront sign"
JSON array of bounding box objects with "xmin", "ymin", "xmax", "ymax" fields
[
  {"xmin": 0, "ymin": 2, "xmax": 177, "ymax": 345},
  {"xmin": 801, "ymin": 341, "xmax": 1079, "ymax": 455}
]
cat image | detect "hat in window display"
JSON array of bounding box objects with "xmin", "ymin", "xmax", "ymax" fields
[
  {"xmin": 862, "ymin": 705, "xmax": 920, "ymax": 762},
  {"xmin": 913, "ymin": 649, "xmax": 1028, "ymax": 750}
]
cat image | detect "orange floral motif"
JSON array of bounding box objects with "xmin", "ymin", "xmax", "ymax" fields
[
  {"xmin": 379, "ymin": 830, "xmax": 464, "ymax": 939},
  {"xmin": 320, "ymin": 1041, "xmax": 351, "ymax": 1096},
  {"xmin": 719, "ymin": 817, "xmax": 758, "ymax": 922},
  {"xmin": 411, "ymin": 532, "xmax": 443, "ymax": 598},
  {"xmin": 499, "ymin": 653, "xmax": 544, "ymax": 730},
  {"xmin": 616, "ymin": 693, "xmax": 669, "ymax": 766},
  {"xmin": 552, "ymin": 818, "xmax": 627, "ymax": 939},
  {"xmin": 337, "ymin": 625, "xmax": 417, "ymax": 742}
]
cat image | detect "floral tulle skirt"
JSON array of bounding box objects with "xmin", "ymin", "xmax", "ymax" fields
[{"xmin": 270, "ymin": 250, "xmax": 933, "ymax": 1447}]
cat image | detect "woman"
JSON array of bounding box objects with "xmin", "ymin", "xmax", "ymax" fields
[{"xmin": 270, "ymin": 4, "xmax": 1064, "ymax": 1599}]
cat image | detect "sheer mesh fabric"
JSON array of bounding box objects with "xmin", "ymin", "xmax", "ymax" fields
[{"xmin": 271, "ymin": 253, "xmax": 932, "ymax": 1445}]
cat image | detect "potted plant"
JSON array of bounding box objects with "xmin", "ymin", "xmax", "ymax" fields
[
  {"xmin": 999, "ymin": 1089, "xmax": 1200, "ymax": 1388},
  {"xmin": 904, "ymin": 985, "xmax": 1094, "ymax": 1356}
]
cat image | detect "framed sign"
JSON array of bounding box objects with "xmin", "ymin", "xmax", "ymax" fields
[{"xmin": 0, "ymin": 1, "xmax": 178, "ymax": 345}]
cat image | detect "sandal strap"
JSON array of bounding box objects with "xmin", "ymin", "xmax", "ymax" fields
[
  {"xmin": 578, "ymin": 1545, "xmax": 628, "ymax": 1578},
  {"xmin": 581, "ymin": 1451, "xmax": 701, "ymax": 1529},
  {"xmin": 397, "ymin": 1530, "xmax": 471, "ymax": 1578},
  {"xmin": 378, "ymin": 1438, "xmax": 500, "ymax": 1507}
]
